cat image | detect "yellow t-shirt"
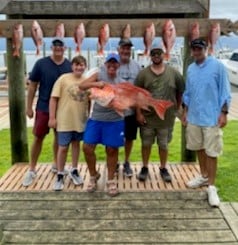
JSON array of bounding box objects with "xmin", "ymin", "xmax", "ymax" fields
[{"xmin": 51, "ymin": 73, "xmax": 89, "ymax": 132}]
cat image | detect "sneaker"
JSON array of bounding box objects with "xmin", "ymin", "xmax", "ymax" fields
[
  {"xmin": 186, "ymin": 176, "xmax": 208, "ymax": 188},
  {"xmin": 137, "ymin": 166, "xmax": 149, "ymax": 181},
  {"xmin": 207, "ymin": 185, "xmax": 220, "ymax": 207},
  {"xmin": 51, "ymin": 164, "xmax": 58, "ymax": 173},
  {"xmin": 22, "ymin": 171, "xmax": 36, "ymax": 187},
  {"xmin": 160, "ymin": 168, "xmax": 172, "ymax": 182},
  {"xmin": 69, "ymin": 169, "xmax": 84, "ymax": 185},
  {"xmin": 51, "ymin": 164, "xmax": 69, "ymax": 175},
  {"xmin": 123, "ymin": 161, "xmax": 133, "ymax": 177},
  {"xmin": 53, "ymin": 174, "xmax": 64, "ymax": 191}
]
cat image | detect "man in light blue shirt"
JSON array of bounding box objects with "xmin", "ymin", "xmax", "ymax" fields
[{"xmin": 182, "ymin": 38, "xmax": 231, "ymax": 207}]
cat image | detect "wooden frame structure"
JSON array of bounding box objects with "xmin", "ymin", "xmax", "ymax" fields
[{"xmin": 0, "ymin": 0, "xmax": 236, "ymax": 164}]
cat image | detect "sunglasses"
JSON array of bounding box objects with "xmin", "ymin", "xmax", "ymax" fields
[{"xmin": 150, "ymin": 50, "xmax": 163, "ymax": 56}]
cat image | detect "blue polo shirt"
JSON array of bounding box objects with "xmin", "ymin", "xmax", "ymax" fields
[
  {"xmin": 183, "ymin": 56, "xmax": 231, "ymax": 127},
  {"xmin": 29, "ymin": 56, "xmax": 72, "ymax": 112}
]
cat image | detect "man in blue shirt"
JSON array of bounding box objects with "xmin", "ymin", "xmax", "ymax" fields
[
  {"xmin": 182, "ymin": 38, "xmax": 231, "ymax": 207},
  {"xmin": 22, "ymin": 38, "xmax": 72, "ymax": 187}
]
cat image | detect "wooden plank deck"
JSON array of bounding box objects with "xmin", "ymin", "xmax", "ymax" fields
[
  {"xmin": 0, "ymin": 163, "xmax": 205, "ymax": 192},
  {"xmin": 0, "ymin": 163, "xmax": 238, "ymax": 244}
]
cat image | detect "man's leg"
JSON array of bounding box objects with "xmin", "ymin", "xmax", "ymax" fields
[
  {"xmin": 83, "ymin": 143, "xmax": 97, "ymax": 176},
  {"xmin": 53, "ymin": 130, "xmax": 58, "ymax": 167},
  {"xmin": 71, "ymin": 140, "xmax": 79, "ymax": 169},
  {"xmin": 29, "ymin": 136, "xmax": 44, "ymax": 171},
  {"xmin": 124, "ymin": 139, "xmax": 133, "ymax": 163},
  {"xmin": 106, "ymin": 146, "xmax": 119, "ymax": 181},
  {"xmin": 197, "ymin": 149, "xmax": 208, "ymax": 178},
  {"xmin": 206, "ymin": 156, "xmax": 217, "ymax": 186}
]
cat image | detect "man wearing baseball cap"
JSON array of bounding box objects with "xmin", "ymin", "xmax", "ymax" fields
[
  {"xmin": 116, "ymin": 38, "xmax": 141, "ymax": 177},
  {"xmin": 182, "ymin": 38, "xmax": 231, "ymax": 207},
  {"xmin": 135, "ymin": 42, "xmax": 184, "ymax": 183},
  {"xmin": 80, "ymin": 53, "xmax": 124, "ymax": 197},
  {"xmin": 22, "ymin": 37, "xmax": 71, "ymax": 187}
]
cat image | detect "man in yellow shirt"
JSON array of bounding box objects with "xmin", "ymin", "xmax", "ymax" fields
[{"xmin": 48, "ymin": 55, "xmax": 88, "ymax": 191}]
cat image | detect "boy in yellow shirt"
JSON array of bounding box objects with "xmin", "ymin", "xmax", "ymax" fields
[{"xmin": 49, "ymin": 55, "xmax": 89, "ymax": 191}]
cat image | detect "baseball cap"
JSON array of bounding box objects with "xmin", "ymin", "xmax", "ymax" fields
[
  {"xmin": 191, "ymin": 38, "xmax": 207, "ymax": 49},
  {"xmin": 150, "ymin": 42, "xmax": 164, "ymax": 55},
  {"xmin": 118, "ymin": 38, "xmax": 133, "ymax": 47},
  {"xmin": 105, "ymin": 53, "xmax": 120, "ymax": 63},
  {"xmin": 52, "ymin": 37, "xmax": 65, "ymax": 46}
]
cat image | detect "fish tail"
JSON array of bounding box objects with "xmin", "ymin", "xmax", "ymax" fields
[
  {"xmin": 151, "ymin": 99, "xmax": 174, "ymax": 120},
  {"xmin": 164, "ymin": 52, "xmax": 170, "ymax": 61},
  {"xmin": 76, "ymin": 45, "xmax": 80, "ymax": 53},
  {"xmin": 97, "ymin": 48, "xmax": 104, "ymax": 56},
  {"xmin": 208, "ymin": 46, "xmax": 214, "ymax": 55},
  {"xmin": 12, "ymin": 49, "xmax": 20, "ymax": 57},
  {"xmin": 143, "ymin": 48, "xmax": 149, "ymax": 56},
  {"xmin": 36, "ymin": 47, "xmax": 40, "ymax": 56}
]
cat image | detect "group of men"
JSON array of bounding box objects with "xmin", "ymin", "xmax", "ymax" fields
[{"xmin": 22, "ymin": 36, "xmax": 231, "ymax": 207}]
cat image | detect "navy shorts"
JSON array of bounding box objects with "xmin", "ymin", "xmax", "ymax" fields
[
  {"xmin": 83, "ymin": 119, "xmax": 124, "ymax": 148},
  {"xmin": 57, "ymin": 131, "xmax": 84, "ymax": 146}
]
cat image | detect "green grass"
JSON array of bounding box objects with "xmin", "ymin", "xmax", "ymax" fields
[{"xmin": 0, "ymin": 121, "xmax": 237, "ymax": 201}]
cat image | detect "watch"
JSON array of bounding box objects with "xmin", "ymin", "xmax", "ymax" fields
[{"xmin": 221, "ymin": 110, "xmax": 228, "ymax": 115}]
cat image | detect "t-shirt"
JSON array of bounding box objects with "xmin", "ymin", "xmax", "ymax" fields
[
  {"xmin": 91, "ymin": 66, "xmax": 124, "ymax": 122},
  {"xmin": 135, "ymin": 65, "xmax": 184, "ymax": 128},
  {"xmin": 51, "ymin": 73, "xmax": 89, "ymax": 132},
  {"xmin": 118, "ymin": 59, "xmax": 141, "ymax": 116},
  {"xmin": 29, "ymin": 56, "xmax": 72, "ymax": 112}
]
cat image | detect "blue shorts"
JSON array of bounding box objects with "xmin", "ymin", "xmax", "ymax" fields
[
  {"xmin": 57, "ymin": 131, "xmax": 84, "ymax": 146},
  {"xmin": 83, "ymin": 119, "xmax": 124, "ymax": 148}
]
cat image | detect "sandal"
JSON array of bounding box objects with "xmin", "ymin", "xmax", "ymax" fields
[
  {"xmin": 87, "ymin": 172, "xmax": 101, "ymax": 193},
  {"xmin": 106, "ymin": 180, "xmax": 119, "ymax": 197}
]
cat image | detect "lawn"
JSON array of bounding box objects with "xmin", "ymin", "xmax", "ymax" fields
[{"xmin": 0, "ymin": 120, "xmax": 237, "ymax": 201}]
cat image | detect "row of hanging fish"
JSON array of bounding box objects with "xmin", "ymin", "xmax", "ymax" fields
[{"xmin": 11, "ymin": 20, "xmax": 221, "ymax": 59}]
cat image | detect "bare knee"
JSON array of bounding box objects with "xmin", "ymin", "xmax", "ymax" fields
[
  {"xmin": 106, "ymin": 147, "xmax": 118, "ymax": 156},
  {"xmin": 83, "ymin": 143, "xmax": 95, "ymax": 155}
]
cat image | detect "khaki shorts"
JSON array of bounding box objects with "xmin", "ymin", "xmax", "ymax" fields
[
  {"xmin": 186, "ymin": 123, "xmax": 223, "ymax": 157},
  {"xmin": 140, "ymin": 126, "xmax": 173, "ymax": 149}
]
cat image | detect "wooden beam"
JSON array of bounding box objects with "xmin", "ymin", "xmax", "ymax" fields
[
  {"xmin": 0, "ymin": 0, "xmax": 209, "ymax": 16},
  {"xmin": 0, "ymin": 18, "xmax": 234, "ymax": 38}
]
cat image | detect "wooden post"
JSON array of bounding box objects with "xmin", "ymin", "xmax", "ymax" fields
[
  {"xmin": 181, "ymin": 37, "xmax": 196, "ymax": 162},
  {"xmin": 7, "ymin": 38, "xmax": 29, "ymax": 164}
]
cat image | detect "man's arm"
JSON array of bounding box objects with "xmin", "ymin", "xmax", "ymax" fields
[
  {"xmin": 26, "ymin": 81, "xmax": 38, "ymax": 118},
  {"xmin": 48, "ymin": 97, "xmax": 58, "ymax": 129}
]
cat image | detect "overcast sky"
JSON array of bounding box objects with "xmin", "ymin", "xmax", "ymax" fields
[
  {"xmin": 0, "ymin": 0, "xmax": 237, "ymax": 21},
  {"xmin": 210, "ymin": 0, "xmax": 237, "ymax": 21}
]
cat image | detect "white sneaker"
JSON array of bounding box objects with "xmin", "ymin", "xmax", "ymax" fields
[
  {"xmin": 207, "ymin": 185, "xmax": 220, "ymax": 207},
  {"xmin": 186, "ymin": 175, "xmax": 208, "ymax": 188},
  {"xmin": 69, "ymin": 169, "xmax": 84, "ymax": 186},
  {"xmin": 22, "ymin": 171, "xmax": 36, "ymax": 187},
  {"xmin": 53, "ymin": 174, "xmax": 64, "ymax": 191}
]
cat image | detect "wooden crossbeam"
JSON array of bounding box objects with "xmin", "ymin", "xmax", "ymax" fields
[{"xmin": 0, "ymin": 18, "xmax": 234, "ymax": 38}]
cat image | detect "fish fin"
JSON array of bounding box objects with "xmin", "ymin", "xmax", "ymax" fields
[
  {"xmin": 151, "ymin": 100, "xmax": 174, "ymax": 120},
  {"xmin": 115, "ymin": 109, "xmax": 124, "ymax": 117}
]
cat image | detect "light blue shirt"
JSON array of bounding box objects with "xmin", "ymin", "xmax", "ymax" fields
[{"xmin": 183, "ymin": 56, "xmax": 231, "ymax": 127}]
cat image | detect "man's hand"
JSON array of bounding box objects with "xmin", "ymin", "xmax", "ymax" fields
[
  {"xmin": 218, "ymin": 113, "xmax": 227, "ymax": 128},
  {"xmin": 48, "ymin": 118, "xmax": 57, "ymax": 129},
  {"xmin": 136, "ymin": 112, "xmax": 146, "ymax": 125},
  {"xmin": 26, "ymin": 108, "xmax": 34, "ymax": 119},
  {"xmin": 181, "ymin": 110, "xmax": 188, "ymax": 127}
]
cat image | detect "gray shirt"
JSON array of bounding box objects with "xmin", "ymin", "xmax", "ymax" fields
[
  {"xmin": 118, "ymin": 59, "xmax": 141, "ymax": 116},
  {"xmin": 91, "ymin": 66, "xmax": 124, "ymax": 122}
]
